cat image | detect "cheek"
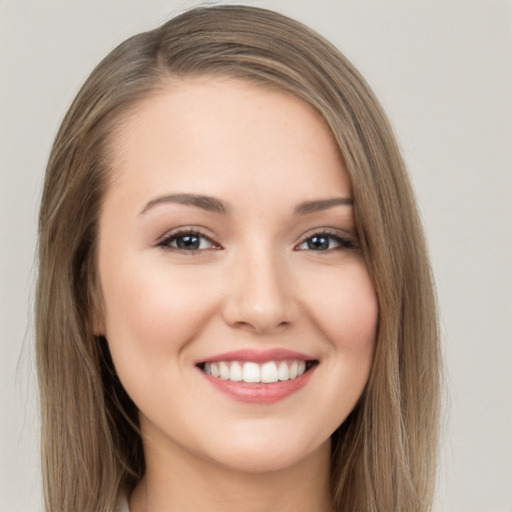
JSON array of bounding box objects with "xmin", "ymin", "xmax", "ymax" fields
[
  {"xmin": 302, "ymin": 259, "xmax": 378, "ymax": 352},
  {"xmin": 299, "ymin": 260, "xmax": 377, "ymax": 430},
  {"xmin": 99, "ymin": 258, "xmax": 219, "ymax": 361}
]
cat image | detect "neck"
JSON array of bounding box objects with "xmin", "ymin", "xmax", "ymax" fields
[{"xmin": 130, "ymin": 436, "xmax": 334, "ymax": 512}]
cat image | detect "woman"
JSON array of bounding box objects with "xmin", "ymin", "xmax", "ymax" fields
[{"xmin": 36, "ymin": 5, "xmax": 440, "ymax": 512}]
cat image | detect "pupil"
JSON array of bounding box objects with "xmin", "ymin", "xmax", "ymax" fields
[
  {"xmin": 177, "ymin": 235, "xmax": 200, "ymax": 250},
  {"xmin": 308, "ymin": 236, "xmax": 329, "ymax": 250}
]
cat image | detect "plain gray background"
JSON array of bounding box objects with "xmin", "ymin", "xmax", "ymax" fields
[{"xmin": 1, "ymin": 1, "xmax": 510, "ymax": 511}]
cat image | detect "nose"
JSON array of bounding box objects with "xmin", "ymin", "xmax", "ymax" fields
[{"xmin": 221, "ymin": 251, "xmax": 299, "ymax": 334}]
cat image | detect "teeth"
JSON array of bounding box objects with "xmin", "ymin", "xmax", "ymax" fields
[
  {"xmin": 289, "ymin": 361, "xmax": 298, "ymax": 379},
  {"xmin": 277, "ymin": 361, "xmax": 289, "ymax": 381},
  {"xmin": 243, "ymin": 362, "xmax": 260, "ymax": 383},
  {"xmin": 202, "ymin": 360, "xmax": 311, "ymax": 383},
  {"xmin": 261, "ymin": 362, "xmax": 278, "ymax": 383},
  {"xmin": 219, "ymin": 362, "xmax": 230, "ymax": 380},
  {"xmin": 230, "ymin": 361, "xmax": 243, "ymax": 381}
]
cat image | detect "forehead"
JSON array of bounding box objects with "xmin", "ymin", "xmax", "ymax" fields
[{"xmin": 104, "ymin": 76, "xmax": 350, "ymax": 209}]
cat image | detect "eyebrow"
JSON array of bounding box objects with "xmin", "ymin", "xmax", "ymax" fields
[
  {"xmin": 139, "ymin": 193, "xmax": 229, "ymax": 215},
  {"xmin": 139, "ymin": 193, "xmax": 352, "ymax": 216},
  {"xmin": 294, "ymin": 197, "xmax": 353, "ymax": 215}
]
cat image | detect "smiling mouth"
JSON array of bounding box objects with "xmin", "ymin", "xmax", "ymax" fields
[{"xmin": 197, "ymin": 359, "xmax": 318, "ymax": 384}]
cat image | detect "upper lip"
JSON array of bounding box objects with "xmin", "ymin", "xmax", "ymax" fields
[{"xmin": 196, "ymin": 348, "xmax": 316, "ymax": 365}]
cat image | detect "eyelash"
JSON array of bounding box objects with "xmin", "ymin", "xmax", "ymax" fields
[
  {"xmin": 156, "ymin": 228, "xmax": 358, "ymax": 254},
  {"xmin": 294, "ymin": 229, "xmax": 358, "ymax": 252},
  {"xmin": 156, "ymin": 228, "xmax": 219, "ymax": 253}
]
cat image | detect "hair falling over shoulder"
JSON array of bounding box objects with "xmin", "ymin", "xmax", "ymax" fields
[{"xmin": 36, "ymin": 5, "xmax": 441, "ymax": 511}]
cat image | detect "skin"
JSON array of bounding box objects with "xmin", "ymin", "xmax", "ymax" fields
[{"xmin": 95, "ymin": 77, "xmax": 378, "ymax": 512}]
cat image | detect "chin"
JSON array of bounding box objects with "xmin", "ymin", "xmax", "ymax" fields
[{"xmin": 194, "ymin": 427, "xmax": 331, "ymax": 474}]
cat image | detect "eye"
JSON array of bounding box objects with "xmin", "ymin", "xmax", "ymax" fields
[
  {"xmin": 157, "ymin": 230, "xmax": 219, "ymax": 252},
  {"xmin": 296, "ymin": 231, "xmax": 357, "ymax": 251}
]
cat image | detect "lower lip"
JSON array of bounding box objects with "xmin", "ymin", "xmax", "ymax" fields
[{"xmin": 199, "ymin": 366, "xmax": 315, "ymax": 404}]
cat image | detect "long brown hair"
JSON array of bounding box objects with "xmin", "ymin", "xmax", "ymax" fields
[{"xmin": 36, "ymin": 5, "xmax": 440, "ymax": 511}]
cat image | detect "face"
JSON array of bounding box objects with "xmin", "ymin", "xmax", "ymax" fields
[{"xmin": 95, "ymin": 77, "xmax": 378, "ymax": 474}]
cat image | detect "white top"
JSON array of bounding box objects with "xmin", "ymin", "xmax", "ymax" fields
[{"xmin": 117, "ymin": 494, "xmax": 130, "ymax": 512}]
